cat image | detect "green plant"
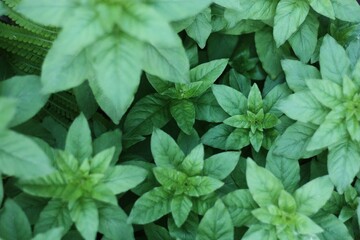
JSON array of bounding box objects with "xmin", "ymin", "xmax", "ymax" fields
[{"xmin": 1, "ymin": 0, "xmax": 360, "ymax": 239}]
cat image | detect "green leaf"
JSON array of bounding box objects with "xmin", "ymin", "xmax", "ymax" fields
[
  {"xmin": 328, "ymin": 141, "xmax": 360, "ymax": 193},
  {"xmin": 171, "ymin": 195, "xmax": 192, "ymax": 227},
  {"xmin": 281, "ymin": 59, "xmax": 321, "ymax": 92},
  {"xmin": 69, "ymin": 198, "xmax": 98, "ymax": 240},
  {"xmin": 306, "ymin": 79, "xmax": 343, "ymax": 108},
  {"xmin": 129, "ymin": 187, "xmax": 172, "ymax": 224},
  {"xmin": 294, "ymin": 176, "xmax": 333, "ymax": 216},
  {"xmin": 307, "ymin": 117, "xmax": 348, "ymax": 151},
  {"xmin": 90, "ymin": 148, "xmax": 114, "ymax": 174},
  {"xmin": 224, "ymin": 115, "xmax": 249, "ymax": 128},
  {"xmin": 180, "ymin": 144, "xmax": 204, "ymax": 176},
  {"xmin": 309, "ymin": 0, "xmax": 335, "ymax": 19},
  {"xmin": 170, "ymin": 100, "xmax": 196, "ymax": 135},
  {"xmin": 196, "ymin": 200, "xmax": 234, "ymax": 240},
  {"xmin": 212, "ymin": 84, "xmax": 247, "ymax": 116},
  {"xmin": 203, "ymin": 151, "xmax": 240, "ymax": 180},
  {"xmin": 142, "ymin": 42, "xmax": 190, "ymax": 84},
  {"xmin": 124, "ymin": 94, "xmax": 171, "ymax": 137},
  {"xmin": 34, "ymin": 199, "xmax": 72, "ymax": 236},
  {"xmin": 0, "ymin": 131, "xmax": 53, "ymax": 178},
  {"xmin": 0, "ymin": 76, "xmax": 49, "ymax": 127},
  {"xmin": 289, "ymin": 13, "xmax": 319, "ymax": 63},
  {"xmin": 193, "ymin": 90, "xmax": 229, "ymax": 122},
  {"xmin": 148, "ymin": 0, "xmax": 211, "ymax": 21},
  {"xmin": 32, "ymin": 228, "xmax": 64, "ymax": 240},
  {"xmin": 98, "ymin": 203, "xmax": 134, "ymax": 240},
  {"xmin": 255, "ymin": 27, "xmax": 289, "ymax": 79},
  {"xmin": 202, "ymin": 124, "xmax": 249, "ymax": 150},
  {"xmin": 151, "ymin": 129, "xmax": 185, "ymax": 168},
  {"xmin": 103, "ymin": 165, "xmax": 147, "ymax": 194},
  {"xmin": 185, "ymin": 8, "xmax": 212, "ymax": 49},
  {"xmin": 330, "ymin": 0, "xmax": 360, "ymax": 22},
  {"xmin": 0, "ymin": 199, "xmax": 32, "ymax": 240},
  {"xmin": 320, "ymin": 35, "xmax": 350, "ymax": 84},
  {"xmin": 313, "ymin": 214, "xmax": 353, "ymax": 240},
  {"xmin": 89, "ymin": 34, "xmax": 143, "ymax": 124},
  {"xmin": 15, "ymin": 0, "xmax": 75, "ymax": 26},
  {"xmin": 278, "ymin": 90, "xmax": 328, "ymax": 125},
  {"xmin": 249, "ymin": 130, "xmax": 264, "ymax": 152},
  {"xmin": 278, "ymin": 190, "xmax": 297, "ymax": 213},
  {"xmin": 247, "ymin": 84, "xmax": 263, "ymax": 113},
  {"xmin": 0, "ymin": 97, "xmax": 16, "ymax": 131},
  {"xmin": 295, "ymin": 213, "xmax": 323, "ymax": 234},
  {"xmin": 186, "ymin": 176, "xmax": 224, "ymax": 197},
  {"xmin": 222, "ymin": 190, "xmax": 258, "ymax": 227},
  {"xmin": 0, "ymin": 177, "xmax": 3, "ymax": 205},
  {"xmin": 274, "ymin": 0, "xmax": 310, "ymax": 47},
  {"xmin": 65, "ymin": 113, "xmax": 92, "ymax": 162},
  {"xmin": 168, "ymin": 212, "xmax": 198, "ymax": 240},
  {"xmin": 266, "ymin": 149, "xmax": 300, "ymax": 193},
  {"xmin": 144, "ymin": 224, "xmax": 173, "ymax": 240},
  {"xmin": 246, "ymin": 158, "xmax": 284, "ymax": 207}
]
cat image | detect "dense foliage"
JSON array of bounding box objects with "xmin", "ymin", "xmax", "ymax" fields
[{"xmin": 1, "ymin": 0, "xmax": 360, "ymax": 239}]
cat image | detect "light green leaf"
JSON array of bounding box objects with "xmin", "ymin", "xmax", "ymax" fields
[
  {"xmin": 90, "ymin": 148, "xmax": 114, "ymax": 174},
  {"xmin": 190, "ymin": 59, "xmax": 228, "ymax": 93},
  {"xmin": 224, "ymin": 115, "xmax": 249, "ymax": 128},
  {"xmin": 93, "ymin": 130, "xmax": 122, "ymax": 165},
  {"xmin": 278, "ymin": 190, "xmax": 297, "ymax": 213},
  {"xmin": 306, "ymin": 79, "xmax": 343, "ymax": 108},
  {"xmin": 0, "ymin": 76, "xmax": 49, "ymax": 127},
  {"xmin": 330, "ymin": 0, "xmax": 360, "ymax": 22},
  {"xmin": 212, "ymin": 84, "xmax": 247, "ymax": 116},
  {"xmin": 320, "ymin": 35, "xmax": 350, "ymax": 84},
  {"xmin": 263, "ymin": 83, "xmax": 292, "ymax": 114},
  {"xmin": 281, "ymin": 59, "xmax": 321, "ymax": 92},
  {"xmin": 246, "ymin": 158, "xmax": 284, "ymax": 207},
  {"xmin": 34, "ymin": 199, "xmax": 72, "ymax": 236},
  {"xmin": 0, "ymin": 97, "xmax": 16, "ymax": 131},
  {"xmin": 185, "ymin": 8, "xmax": 212, "ymax": 49},
  {"xmin": 0, "ymin": 199, "xmax": 32, "ymax": 240},
  {"xmin": 274, "ymin": 0, "xmax": 310, "ymax": 47},
  {"xmin": 295, "ymin": 213, "xmax": 323, "ymax": 234},
  {"xmin": 313, "ymin": 214, "xmax": 353, "ymax": 240},
  {"xmin": 196, "ymin": 200, "xmax": 234, "ymax": 240},
  {"xmin": 148, "ymin": 0, "xmax": 211, "ymax": 21},
  {"xmin": 203, "ymin": 151, "xmax": 240, "ymax": 180},
  {"xmin": 294, "ymin": 176, "xmax": 333, "ymax": 216},
  {"xmin": 289, "ymin": 13, "xmax": 319, "ymax": 63},
  {"xmin": 103, "ymin": 165, "xmax": 147, "ymax": 194},
  {"xmin": 69, "ymin": 198, "xmax": 98, "ymax": 240},
  {"xmin": 255, "ymin": 27, "xmax": 289, "ymax": 79},
  {"xmin": 186, "ymin": 176, "xmax": 224, "ymax": 197},
  {"xmin": 89, "ymin": 34, "xmax": 143, "ymax": 124},
  {"xmin": 222, "ymin": 189, "xmax": 258, "ymax": 227},
  {"xmin": 242, "ymin": 224, "xmax": 276, "ymax": 240},
  {"xmin": 129, "ymin": 187, "xmax": 172, "ymax": 224},
  {"xmin": 124, "ymin": 94, "xmax": 171, "ymax": 137},
  {"xmin": 32, "ymin": 228, "xmax": 64, "ymax": 240},
  {"xmin": 279, "ymin": 90, "xmax": 328, "ymax": 124},
  {"xmin": 0, "ymin": 131, "xmax": 53, "ymax": 178},
  {"xmin": 249, "ymin": 130, "xmax": 264, "ymax": 152},
  {"xmin": 142, "ymin": 42, "xmax": 190, "ymax": 84},
  {"xmin": 231, "ymin": 0, "xmax": 278, "ymax": 20},
  {"xmin": 247, "ymin": 84, "xmax": 263, "ymax": 113},
  {"xmin": 309, "ymin": 0, "xmax": 335, "ymax": 19},
  {"xmin": 65, "ymin": 113, "xmax": 92, "ymax": 162},
  {"xmin": 171, "ymin": 195, "xmax": 192, "ymax": 227},
  {"xmin": 151, "ymin": 129, "xmax": 185, "ymax": 168},
  {"xmin": 307, "ymin": 117, "xmax": 347, "ymax": 151},
  {"xmin": 180, "ymin": 144, "xmax": 204, "ymax": 176},
  {"xmin": 170, "ymin": 100, "xmax": 196, "ymax": 135},
  {"xmin": 98, "ymin": 203, "xmax": 134, "ymax": 240},
  {"xmin": 328, "ymin": 141, "xmax": 360, "ymax": 193},
  {"xmin": 15, "ymin": 0, "xmax": 75, "ymax": 26}
]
